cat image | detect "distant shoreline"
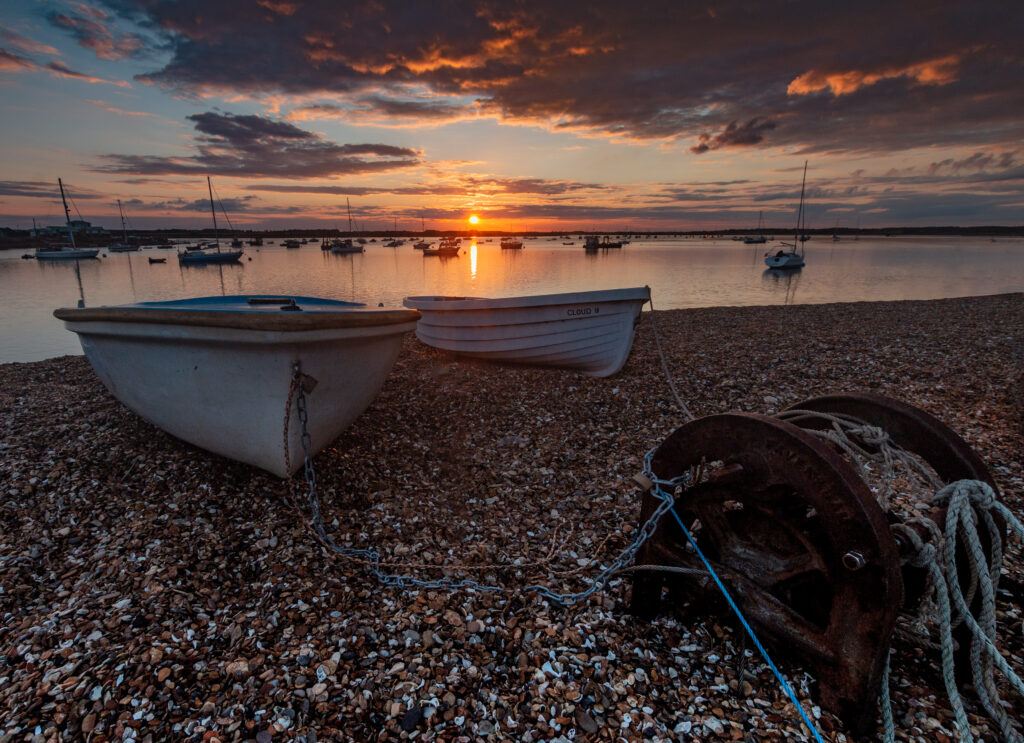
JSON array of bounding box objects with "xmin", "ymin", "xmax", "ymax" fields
[{"xmin": 2, "ymin": 225, "xmax": 1024, "ymax": 250}]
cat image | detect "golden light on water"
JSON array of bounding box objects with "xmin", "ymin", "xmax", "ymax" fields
[
  {"xmin": 468, "ymin": 215, "xmax": 480, "ymax": 225},
  {"xmin": 470, "ymin": 242, "xmax": 477, "ymax": 278}
]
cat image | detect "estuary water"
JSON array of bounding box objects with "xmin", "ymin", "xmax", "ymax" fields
[{"xmin": 1, "ymin": 234, "xmax": 1022, "ymax": 364}]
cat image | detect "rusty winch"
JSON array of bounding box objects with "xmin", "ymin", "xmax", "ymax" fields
[{"xmin": 630, "ymin": 392, "xmax": 1008, "ymax": 734}]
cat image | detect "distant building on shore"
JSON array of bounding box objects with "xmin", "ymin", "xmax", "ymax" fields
[{"xmin": 31, "ymin": 220, "xmax": 107, "ymax": 237}]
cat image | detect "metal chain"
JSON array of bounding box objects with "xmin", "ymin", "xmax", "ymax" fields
[
  {"xmin": 290, "ymin": 365, "xmax": 830, "ymax": 739},
  {"xmin": 291, "ymin": 362, "xmax": 688, "ymax": 605},
  {"xmin": 283, "ymin": 372, "xmax": 299, "ymax": 476}
]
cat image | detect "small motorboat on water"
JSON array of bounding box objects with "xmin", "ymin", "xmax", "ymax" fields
[
  {"xmin": 54, "ymin": 295, "xmax": 420, "ymax": 477},
  {"xmin": 179, "ymin": 248, "xmax": 243, "ymax": 264},
  {"xmin": 422, "ymin": 238, "xmax": 459, "ymax": 256},
  {"xmin": 583, "ymin": 236, "xmax": 623, "ymax": 250},
  {"xmin": 403, "ymin": 286, "xmax": 650, "ymax": 377},
  {"xmin": 328, "ymin": 238, "xmax": 364, "ymax": 254}
]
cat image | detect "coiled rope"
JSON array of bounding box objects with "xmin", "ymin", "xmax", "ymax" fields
[{"xmin": 777, "ymin": 410, "xmax": 1023, "ymax": 742}]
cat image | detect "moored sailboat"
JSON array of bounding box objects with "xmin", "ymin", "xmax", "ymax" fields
[
  {"xmin": 743, "ymin": 211, "xmax": 767, "ymax": 244},
  {"xmin": 107, "ymin": 200, "xmax": 140, "ymax": 252},
  {"xmin": 178, "ymin": 178, "xmax": 243, "ymax": 265},
  {"xmin": 35, "ymin": 179, "xmax": 100, "ymax": 260},
  {"xmin": 765, "ymin": 163, "xmax": 808, "ymax": 270}
]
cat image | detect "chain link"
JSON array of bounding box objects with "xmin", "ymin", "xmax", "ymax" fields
[{"xmin": 291, "ymin": 362, "xmax": 689, "ymax": 605}]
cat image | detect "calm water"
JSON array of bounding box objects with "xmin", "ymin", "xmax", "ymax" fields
[{"xmin": 2, "ymin": 235, "xmax": 1022, "ymax": 363}]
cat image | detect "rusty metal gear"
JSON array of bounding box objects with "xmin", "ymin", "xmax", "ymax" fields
[{"xmin": 631, "ymin": 412, "xmax": 903, "ymax": 732}]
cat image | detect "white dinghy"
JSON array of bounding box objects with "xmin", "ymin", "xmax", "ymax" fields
[
  {"xmin": 54, "ymin": 295, "xmax": 419, "ymax": 477},
  {"xmin": 403, "ymin": 286, "xmax": 650, "ymax": 377}
]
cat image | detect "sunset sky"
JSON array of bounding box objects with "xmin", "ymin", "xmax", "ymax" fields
[{"xmin": 2, "ymin": 0, "xmax": 1022, "ymax": 231}]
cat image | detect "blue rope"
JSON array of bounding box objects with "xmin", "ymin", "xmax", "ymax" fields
[{"xmin": 663, "ymin": 492, "xmax": 827, "ymax": 743}]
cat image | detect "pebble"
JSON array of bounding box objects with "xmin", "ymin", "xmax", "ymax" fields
[{"xmin": 0, "ymin": 296, "xmax": 1021, "ymax": 743}]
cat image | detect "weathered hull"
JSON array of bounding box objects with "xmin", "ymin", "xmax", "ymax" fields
[
  {"xmin": 403, "ymin": 287, "xmax": 650, "ymax": 377},
  {"xmin": 55, "ymin": 296, "xmax": 419, "ymax": 477}
]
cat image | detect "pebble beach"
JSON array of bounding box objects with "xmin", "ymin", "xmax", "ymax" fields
[{"xmin": 2, "ymin": 293, "xmax": 1022, "ymax": 742}]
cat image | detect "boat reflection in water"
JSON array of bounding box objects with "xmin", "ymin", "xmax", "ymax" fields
[{"xmin": 763, "ymin": 267, "xmax": 803, "ymax": 305}]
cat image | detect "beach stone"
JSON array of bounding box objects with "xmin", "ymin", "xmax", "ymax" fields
[
  {"xmin": 574, "ymin": 706, "xmax": 600, "ymax": 733},
  {"xmin": 0, "ymin": 296, "xmax": 1021, "ymax": 743},
  {"xmin": 401, "ymin": 707, "xmax": 423, "ymax": 732},
  {"xmin": 225, "ymin": 660, "xmax": 249, "ymax": 679}
]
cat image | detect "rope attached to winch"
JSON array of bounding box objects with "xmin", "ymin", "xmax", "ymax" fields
[{"xmin": 778, "ymin": 410, "xmax": 1024, "ymax": 743}]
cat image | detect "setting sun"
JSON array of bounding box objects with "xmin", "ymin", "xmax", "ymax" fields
[{"xmin": 468, "ymin": 215, "xmax": 480, "ymax": 225}]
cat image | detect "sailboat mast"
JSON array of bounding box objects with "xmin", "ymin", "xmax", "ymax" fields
[
  {"xmin": 796, "ymin": 161, "xmax": 807, "ymax": 255},
  {"xmin": 207, "ymin": 176, "xmax": 220, "ymax": 250},
  {"xmin": 58, "ymin": 178, "xmax": 76, "ymax": 248},
  {"xmin": 346, "ymin": 198, "xmax": 353, "ymax": 234},
  {"xmin": 118, "ymin": 199, "xmax": 128, "ymax": 242}
]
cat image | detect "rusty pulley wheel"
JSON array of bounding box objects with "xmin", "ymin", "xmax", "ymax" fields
[
  {"xmin": 782, "ymin": 392, "xmax": 1004, "ymax": 667},
  {"xmin": 631, "ymin": 413, "xmax": 903, "ymax": 732}
]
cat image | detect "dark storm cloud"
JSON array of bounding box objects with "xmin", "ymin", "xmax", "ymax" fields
[
  {"xmin": 690, "ymin": 119, "xmax": 777, "ymax": 155},
  {"xmin": 95, "ymin": 111, "xmax": 421, "ymax": 178},
  {"xmin": 88, "ymin": 0, "xmax": 1024, "ymax": 153}
]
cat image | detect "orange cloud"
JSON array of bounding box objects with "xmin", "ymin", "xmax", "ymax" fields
[
  {"xmin": 46, "ymin": 60, "xmax": 130, "ymax": 87},
  {"xmin": 788, "ymin": 54, "xmax": 962, "ymax": 96},
  {"xmin": 87, "ymin": 100, "xmax": 154, "ymax": 116},
  {"xmin": 256, "ymin": 0, "xmax": 299, "ymax": 15}
]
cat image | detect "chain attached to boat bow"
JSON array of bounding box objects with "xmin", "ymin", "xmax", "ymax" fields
[{"xmin": 291, "ymin": 360, "xmax": 685, "ymax": 603}]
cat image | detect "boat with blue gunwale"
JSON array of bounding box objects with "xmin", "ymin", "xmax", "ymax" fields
[{"xmin": 54, "ymin": 295, "xmax": 420, "ymax": 477}]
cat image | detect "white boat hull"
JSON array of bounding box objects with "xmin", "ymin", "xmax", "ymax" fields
[
  {"xmin": 55, "ymin": 296, "xmax": 419, "ymax": 477},
  {"xmin": 36, "ymin": 249, "xmax": 100, "ymax": 260},
  {"xmin": 403, "ymin": 287, "xmax": 650, "ymax": 377},
  {"xmin": 764, "ymin": 251, "xmax": 805, "ymax": 269}
]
